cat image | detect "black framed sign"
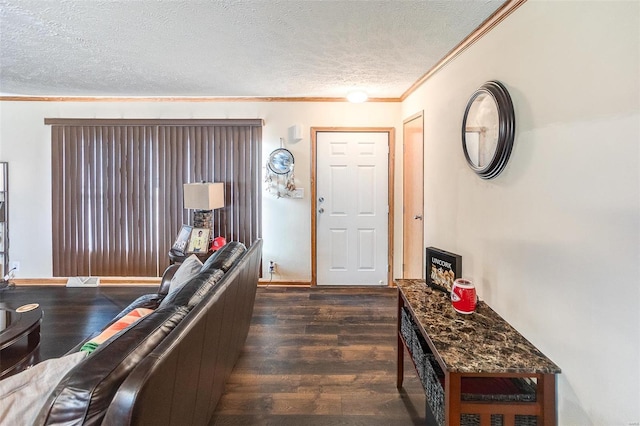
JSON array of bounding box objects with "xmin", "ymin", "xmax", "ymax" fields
[{"xmin": 426, "ymin": 247, "xmax": 462, "ymax": 294}]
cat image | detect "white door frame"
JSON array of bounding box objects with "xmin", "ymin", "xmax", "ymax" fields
[{"xmin": 311, "ymin": 127, "xmax": 395, "ymax": 287}]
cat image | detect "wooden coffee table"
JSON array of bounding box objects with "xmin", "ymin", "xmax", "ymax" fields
[{"xmin": 0, "ymin": 303, "xmax": 43, "ymax": 378}]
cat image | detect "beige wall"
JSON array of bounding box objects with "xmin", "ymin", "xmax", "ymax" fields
[
  {"xmin": 0, "ymin": 100, "xmax": 401, "ymax": 280},
  {"xmin": 401, "ymin": 1, "xmax": 639, "ymax": 424}
]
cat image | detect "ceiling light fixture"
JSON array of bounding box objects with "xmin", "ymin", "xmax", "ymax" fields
[{"xmin": 347, "ymin": 90, "xmax": 368, "ymax": 103}]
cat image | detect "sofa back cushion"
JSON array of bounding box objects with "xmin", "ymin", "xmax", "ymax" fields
[
  {"xmin": 157, "ymin": 241, "xmax": 246, "ymax": 296},
  {"xmin": 158, "ymin": 241, "xmax": 246, "ymax": 310},
  {"xmin": 36, "ymin": 306, "xmax": 189, "ymax": 426},
  {"xmin": 200, "ymin": 241, "xmax": 246, "ymax": 273},
  {"xmin": 159, "ymin": 268, "xmax": 225, "ymax": 310}
]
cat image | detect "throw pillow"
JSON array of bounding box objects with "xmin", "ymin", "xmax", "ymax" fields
[
  {"xmin": 167, "ymin": 254, "xmax": 203, "ymax": 296},
  {"xmin": 80, "ymin": 307, "xmax": 154, "ymax": 353}
]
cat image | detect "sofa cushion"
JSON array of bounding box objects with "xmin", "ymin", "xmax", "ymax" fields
[
  {"xmin": 36, "ymin": 306, "xmax": 189, "ymax": 426},
  {"xmin": 200, "ymin": 241, "xmax": 246, "ymax": 273}
]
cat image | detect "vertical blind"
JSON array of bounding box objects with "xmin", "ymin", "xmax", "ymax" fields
[{"xmin": 48, "ymin": 119, "xmax": 262, "ymax": 277}]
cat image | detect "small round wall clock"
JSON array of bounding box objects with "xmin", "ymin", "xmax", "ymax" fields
[{"xmin": 267, "ymin": 148, "xmax": 294, "ymax": 175}]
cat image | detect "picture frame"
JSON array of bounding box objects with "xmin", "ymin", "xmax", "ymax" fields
[
  {"xmin": 425, "ymin": 247, "xmax": 462, "ymax": 294},
  {"xmin": 172, "ymin": 225, "xmax": 193, "ymax": 254},
  {"xmin": 187, "ymin": 227, "xmax": 211, "ymax": 253}
]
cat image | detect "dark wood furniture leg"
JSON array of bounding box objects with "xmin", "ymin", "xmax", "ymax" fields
[
  {"xmin": 396, "ymin": 292, "xmax": 404, "ymax": 389},
  {"xmin": 445, "ymin": 371, "xmax": 462, "ymax": 426},
  {"xmin": 540, "ymin": 373, "xmax": 557, "ymax": 426}
]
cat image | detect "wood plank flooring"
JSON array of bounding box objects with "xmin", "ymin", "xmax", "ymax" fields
[
  {"xmin": 0, "ymin": 285, "xmax": 427, "ymax": 425},
  {"xmin": 0, "ymin": 285, "xmax": 151, "ymax": 361},
  {"xmin": 210, "ymin": 287, "xmax": 427, "ymax": 425}
]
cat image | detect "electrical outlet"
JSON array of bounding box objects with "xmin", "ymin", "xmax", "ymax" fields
[
  {"xmin": 268, "ymin": 261, "xmax": 276, "ymax": 274},
  {"xmin": 10, "ymin": 261, "xmax": 20, "ymax": 272}
]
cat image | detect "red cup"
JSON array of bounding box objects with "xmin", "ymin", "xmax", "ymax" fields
[{"xmin": 451, "ymin": 278, "xmax": 477, "ymax": 314}]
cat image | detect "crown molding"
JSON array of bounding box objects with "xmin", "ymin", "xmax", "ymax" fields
[
  {"xmin": 401, "ymin": 0, "xmax": 527, "ymax": 101},
  {"xmin": 0, "ymin": 95, "xmax": 401, "ymax": 103}
]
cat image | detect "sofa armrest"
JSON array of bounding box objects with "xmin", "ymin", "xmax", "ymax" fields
[{"xmin": 158, "ymin": 263, "xmax": 181, "ymax": 296}]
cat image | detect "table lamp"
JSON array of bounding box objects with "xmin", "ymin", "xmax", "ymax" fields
[{"xmin": 183, "ymin": 182, "xmax": 225, "ymax": 232}]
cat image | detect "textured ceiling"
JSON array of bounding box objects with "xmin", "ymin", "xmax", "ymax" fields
[{"xmin": 0, "ymin": 0, "xmax": 506, "ymax": 98}]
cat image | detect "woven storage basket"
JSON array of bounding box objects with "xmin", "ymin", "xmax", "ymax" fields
[
  {"xmin": 459, "ymin": 413, "xmax": 539, "ymax": 426},
  {"xmin": 462, "ymin": 377, "xmax": 536, "ymax": 403},
  {"xmin": 400, "ymin": 307, "xmax": 415, "ymax": 355},
  {"xmin": 410, "ymin": 323, "xmax": 426, "ymax": 359},
  {"xmin": 422, "ymin": 352, "xmax": 446, "ymax": 426},
  {"xmin": 413, "ymin": 333, "xmax": 427, "ymax": 383}
]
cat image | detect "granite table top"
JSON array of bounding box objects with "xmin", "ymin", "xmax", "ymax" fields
[{"xmin": 397, "ymin": 279, "xmax": 561, "ymax": 375}]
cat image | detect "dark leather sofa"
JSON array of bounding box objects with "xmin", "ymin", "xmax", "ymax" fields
[{"xmin": 35, "ymin": 239, "xmax": 262, "ymax": 425}]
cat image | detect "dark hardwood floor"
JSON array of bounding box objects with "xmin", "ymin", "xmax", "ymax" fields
[
  {"xmin": 0, "ymin": 284, "xmax": 152, "ymax": 361},
  {"xmin": 0, "ymin": 285, "xmax": 427, "ymax": 425},
  {"xmin": 210, "ymin": 287, "xmax": 427, "ymax": 425}
]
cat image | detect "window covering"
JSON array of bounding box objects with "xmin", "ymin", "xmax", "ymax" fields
[{"xmin": 49, "ymin": 119, "xmax": 262, "ymax": 277}]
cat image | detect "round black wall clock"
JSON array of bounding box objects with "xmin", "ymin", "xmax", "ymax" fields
[{"xmin": 461, "ymin": 80, "xmax": 515, "ymax": 179}]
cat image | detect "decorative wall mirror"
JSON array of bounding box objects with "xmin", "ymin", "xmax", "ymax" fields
[{"xmin": 461, "ymin": 80, "xmax": 515, "ymax": 179}]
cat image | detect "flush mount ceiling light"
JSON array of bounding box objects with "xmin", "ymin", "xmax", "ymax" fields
[{"xmin": 346, "ymin": 90, "xmax": 368, "ymax": 103}]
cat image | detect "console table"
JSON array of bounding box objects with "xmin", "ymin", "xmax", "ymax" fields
[{"xmin": 396, "ymin": 279, "xmax": 560, "ymax": 426}]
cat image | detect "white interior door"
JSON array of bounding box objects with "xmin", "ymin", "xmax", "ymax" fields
[{"xmin": 316, "ymin": 131, "xmax": 389, "ymax": 285}]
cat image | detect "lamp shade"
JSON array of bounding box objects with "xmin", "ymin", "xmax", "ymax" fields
[{"xmin": 183, "ymin": 182, "xmax": 225, "ymax": 210}]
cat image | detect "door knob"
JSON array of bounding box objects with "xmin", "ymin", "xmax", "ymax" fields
[
  {"xmin": 318, "ymin": 208, "xmax": 325, "ymax": 214},
  {"xmin": 414, "ymin": 214, "xmax": 423, "ymax": 220}
]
